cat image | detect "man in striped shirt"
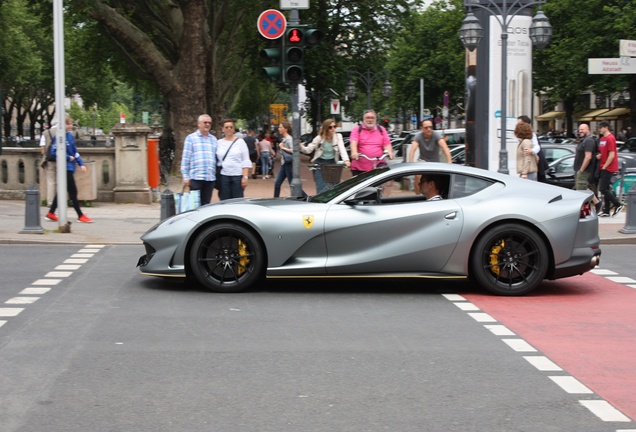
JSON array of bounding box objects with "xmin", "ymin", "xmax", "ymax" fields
[{"xmin": 180, "ymin": 114, "xmax": 218, "ymax": 205}]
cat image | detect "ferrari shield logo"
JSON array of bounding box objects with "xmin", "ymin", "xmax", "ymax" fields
[{"xmin": 302, "ymin": 215, "xmax": 314, "ymax": 229}]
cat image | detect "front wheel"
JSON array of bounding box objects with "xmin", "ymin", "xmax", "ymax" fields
[
  {"xmin": 471, "ymin": 223, "xmax": 549, "ymax": 296},
  {"xmin": 189, "ymin": 223, "xmax": 265, "ymax": 293}
]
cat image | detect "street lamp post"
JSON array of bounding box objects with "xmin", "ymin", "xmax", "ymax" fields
[
  {"xmin": 345, "ymin": 70, "xmax": 392, "ymax": 110},
  {"xmin": 459, "ymin": 0, "xmax": 552, "ymax": 174}
]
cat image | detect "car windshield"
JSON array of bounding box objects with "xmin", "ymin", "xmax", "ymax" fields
[{"xmin": 308, "ymin": 167, "xmax": 390, "ymax": 203}]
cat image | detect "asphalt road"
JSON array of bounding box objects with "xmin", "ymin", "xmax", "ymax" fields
[{"xmin": 0, "ymin": 245, "xmax": 634, "ymax": 432}]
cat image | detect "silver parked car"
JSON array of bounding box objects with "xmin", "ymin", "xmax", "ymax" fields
[{"xmin": 138, "ymin": 163, "xmax": 601, "ymax": 296}]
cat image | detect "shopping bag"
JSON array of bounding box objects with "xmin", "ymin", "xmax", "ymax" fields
[{"xmin": 174, "ymin": 188, "xmax": 201, "ymax": 213}]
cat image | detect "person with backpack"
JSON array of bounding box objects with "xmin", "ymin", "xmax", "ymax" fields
[
  {"xmin": 39, "ymin": 122, "xmax": 57, "ymax": 206},
  {"xmin": 597, "ymin": 121, "xmax": 624, "ymax": 217},
  {"xmin": 573, "ymin": 123, "xmax": 600, "ymax": 204},
  {"xmin": 45, "ymin": 115, "xmax": 93, "ymax": 224},
  {"xmin": 349, "ymin": 109, "xmax": 394, "ymax": 176}
]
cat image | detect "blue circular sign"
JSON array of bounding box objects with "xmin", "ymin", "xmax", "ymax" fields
[{"xmin": 257, "ymin": 10, "xmax": 287, "ymax": 40}]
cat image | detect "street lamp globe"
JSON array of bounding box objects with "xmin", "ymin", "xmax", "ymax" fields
[
  {"xmin": 345, "ymin": 79, "xmax": 356, "ymax": 99},
  {"xmin": 382, "ymin": 79, "xmax": 393, "ymax": 99},
  {"xmin": 529, "ymin": 8, "xmax": 552, "ymax": 50},
  {"xmin": 459, "ymin": 12, "xmax": 483, "ymax": 52}
]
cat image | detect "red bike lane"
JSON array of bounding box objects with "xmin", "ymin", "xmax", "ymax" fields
[{"xmin": 462, "ymin": 272, "xmax": 636, "ymax": 422}]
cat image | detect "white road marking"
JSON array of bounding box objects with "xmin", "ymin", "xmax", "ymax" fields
[
  {"xmin": 484, "ymin": 324, "xmax": 516, "ymax": 336},
  {"xmin": 45, "ymin": 271, "xmax": 73, "ymax": 278},
  {"xmin": 578, "ymin": 400, "xmax": 631, "ymax": 422},
  {"xmin": 32, "ymin": 279, "xmax": 61, "ymax": 286},
  {"xmin": 5, "ymin": 297, "xmax": 39, "ymax": 305},
  {"xmin": 606, "ymin": 276, "xmax": 636, "ymax": 284},
  {"xmin": 549, "ymin": 376, "xmax": 593, "ymax": 394},
  {"xmin": 442, "ymin": 294, "xmax": 466, "ymax": 301},
  {"xmin": 502, "ymin": 338, "xmax": 537, "ymax": 352},
  {"xmin": 454, "ymin": 302, "xmax": 480, "ymax": 311},
  {"xmin": 20, "ymin": 288, "xmax": 51, "ymax": 295},
  {"xmin": 523, "ymin": 356, "xmax": 562, "ymax": 371},
  {"xmin": 0, "ymin": 308, "xmax": 24, "ymax": 317},
  {"xmin": 591, "ymin": 269, "xmax": 618, "ymax": 275},
  {"xmin": 56, "ymin": 265, "xmax": 81, "ymax": 270},
  {"xmin": 0, "ymin": 245, "xmax": 104, "ymax": 334},
  {"xmin": 467, "ymin": 312, "xmax": 497, "ymax": 322}
]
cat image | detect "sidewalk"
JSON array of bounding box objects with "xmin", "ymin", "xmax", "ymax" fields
[{"xmin": 1, "ymin": 161, "xmax": 635, "ymax": 245}]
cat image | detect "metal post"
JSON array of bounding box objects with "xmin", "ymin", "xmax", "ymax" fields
[
  {"xmin": 619, "ymin": 189, "xmax": 636, "ymax": 234},
  {"xmin": 20, "ymin": 186, "xmax": 44, "ymax": 234},
  {"xmin": 54, "ymin": 0, "xmax": 68, "ymax": 226},
  {"xmin": 160, "ymin": 188, "xmax": 176, "ymax": 221},
  {"xmin": 499, "ymin": 30, "xmax": 509, "ymax": 174},
  {"xmin": 366, "ymin": 70, "xmax": 372, "ymax": 110},
  {"xmin": 290, "ymin": 83, "xmax": 303, "ymax": 197}
]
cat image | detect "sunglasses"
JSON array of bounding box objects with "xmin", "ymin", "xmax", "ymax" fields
[{"xmin": 328, "ymin": 125, "xmax": 336, "ymax": 129}]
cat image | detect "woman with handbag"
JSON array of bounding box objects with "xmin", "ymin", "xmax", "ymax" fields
[
  {"xmin": 216, "ymin": 119, "xmax": 252, "ymax": 200},
  {"xmin": 300, "ymin": 118, "xmax": 351, "ymax": 193},
  {"xmin": 515, "ymin": 122, "xmax": 538, "ymax": 181},
  {"xmin": 274, "ymin": 121, "xmax": 296, "ymax": 197}
]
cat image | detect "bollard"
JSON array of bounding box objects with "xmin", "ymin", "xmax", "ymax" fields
[
  {"xmin": 20, "ymin": 186, "xmax": 44, "ymax": 234},
  {"xmin": 619, "ymin": 189, "xmax": 636, "ymax": 234},
  {"xmin": 160, "ymin": 188, "xmax": 176, "ymax": 221}
]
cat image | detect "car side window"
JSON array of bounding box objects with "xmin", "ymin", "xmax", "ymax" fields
[{"xmin": 448, "ymin": 174, "xmax": 494, "ymax": 199}]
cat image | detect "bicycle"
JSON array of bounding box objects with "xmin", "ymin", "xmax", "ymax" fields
[{"xmin": 358, "ymin": 151, "xmax": 390, "ymax": 169}]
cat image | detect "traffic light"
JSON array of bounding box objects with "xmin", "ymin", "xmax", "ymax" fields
[
  {"xmin": 284, "ymin": 25, "xmax": 324, "ymax": 83},
  {"xmin": 285, "ymin": 26, "xmax": 304, "ymax": 83},
  {"xmin": 260, "ymin": 41, "xmax": 284, "ymax": 83}
]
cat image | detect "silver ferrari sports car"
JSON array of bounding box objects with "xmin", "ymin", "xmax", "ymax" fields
[{"xmin": 138, "ymin": 163, "xmax": 601, "ymax": 296}]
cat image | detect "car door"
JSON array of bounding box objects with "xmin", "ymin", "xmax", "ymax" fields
[{"xmin": 322, "ymin": 176, "xmax": 463, "ymax": 275}]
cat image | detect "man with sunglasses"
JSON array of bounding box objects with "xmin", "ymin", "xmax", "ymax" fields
[
  {"xmin": 408, "ymin": 118, "xmax": 452, "ymax": 164},
  {"xmin": 180, "ymin": 114, "xmax": 218, "ymax": 205}
]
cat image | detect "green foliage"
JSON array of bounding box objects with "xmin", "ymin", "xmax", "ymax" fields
[{"xmin": 387, "ymin": 0, "xmax": 465, "ymax": 121}]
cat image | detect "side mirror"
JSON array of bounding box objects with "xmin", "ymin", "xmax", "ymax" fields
[{"xmin": 344, "ymin": 187, "xmax": 380, "ymax": 205}]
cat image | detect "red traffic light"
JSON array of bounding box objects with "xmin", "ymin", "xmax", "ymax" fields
[{"xmin": 288, "ymin": 28, "xmax": 303, "ymax": 44}]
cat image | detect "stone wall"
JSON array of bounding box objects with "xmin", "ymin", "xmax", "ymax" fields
[{"xmin": 0, "ymin": 147, "xmax": 117, "ymax": 202}]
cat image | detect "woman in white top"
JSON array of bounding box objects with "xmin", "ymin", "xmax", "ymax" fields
[
  {"xmin": 300, "ymin": 118, "xmax": 350, "ymax": 193},
  {"xmin": 216, "ymin": 119, "xmax": 252, "ymax": 200}
]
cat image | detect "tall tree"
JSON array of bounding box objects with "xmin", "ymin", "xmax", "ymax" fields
[
  {"xmin": 534, "ymin": 0, "xmax": 636, "ymax": 135},
  {"xmin": 386, "ymin": 0, "xmax": 465, "ymax": 129},
  {"xmin": 71, "ymin": 0, "xmax": 276, "ymax": 171}
]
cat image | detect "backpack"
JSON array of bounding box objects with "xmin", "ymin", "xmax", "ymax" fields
[
  {"xmin": 590, "ymin": 135, "xmax": 600, "ymax": 182},
  {"xmin": 358, "ymin": 124, "xmax": 386, "ymax": 137},
  {"xmin": 44, "ymin": 129, "xmax": 56, "ymax": 161}
]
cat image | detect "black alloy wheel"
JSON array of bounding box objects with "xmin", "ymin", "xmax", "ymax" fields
[
  {"xmin": 189, "ymin": 223, "xmax": 265, "ymax": 293},
  {"xmin": 471, "ymin": 223, "xmax": 549, "ymax": 296}
]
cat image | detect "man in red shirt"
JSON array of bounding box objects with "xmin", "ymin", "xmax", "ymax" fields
[
  {"xmin": 597, "ymin": 121, "xmax": 624, "ymax": 217},
  {"xmin": 349, "ymin": 110, "xmax": 393, "ymax": 175}
]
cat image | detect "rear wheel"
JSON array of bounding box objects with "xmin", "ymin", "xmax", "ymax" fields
[
  {"xmin": 189, "ymin": 223, "xmax": 265, "ymax": 293},
  {"xmin": 471, "ymin": 223, "xmax": 548, "ymax": 296}
]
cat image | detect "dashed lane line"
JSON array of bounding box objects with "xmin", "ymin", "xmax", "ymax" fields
[
  {"xmin": 442, "ymin": 293, "xmax": 633, "ymax": 427},
  {"xmin": 1, "ymin": 245, "xmax": 105, "ymax": 332}
]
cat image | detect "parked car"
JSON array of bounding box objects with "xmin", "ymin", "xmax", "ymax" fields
[
  {"xmin": 138, "ymin": 162, "xmax": 601, "ymax": 296},
  {"xmin": 447, "ymin": 143, "xmax": 575, "ymax": 166},
  {"xmin": 545, "ymin": 153, "xmax": 636, "ymax": 190},
  {"xmin": 619, "ymin": 137, "xmax": 636, "ymax": 153}
]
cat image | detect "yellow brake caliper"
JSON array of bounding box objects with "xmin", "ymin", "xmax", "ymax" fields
[
  {"xmin": 489, "ymin": 240, "xmax": 504, "ymax": 275},
  {"xmin": 237, "ymin": 240, "xmax": 249, "ymax": 275}
]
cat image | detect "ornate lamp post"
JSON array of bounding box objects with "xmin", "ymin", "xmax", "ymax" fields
[
  {"xmin": 459, "ymin": 0, "xmax": 552, "ymax": 174},
  {"xmin": 345, "ymin": 70, "xmax": 393, "ymax": 110}
]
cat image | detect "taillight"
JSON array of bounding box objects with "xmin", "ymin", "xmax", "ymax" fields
[{"xmin": 580, "ymin": 201, "xmax": 592, "ymax": 218}]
